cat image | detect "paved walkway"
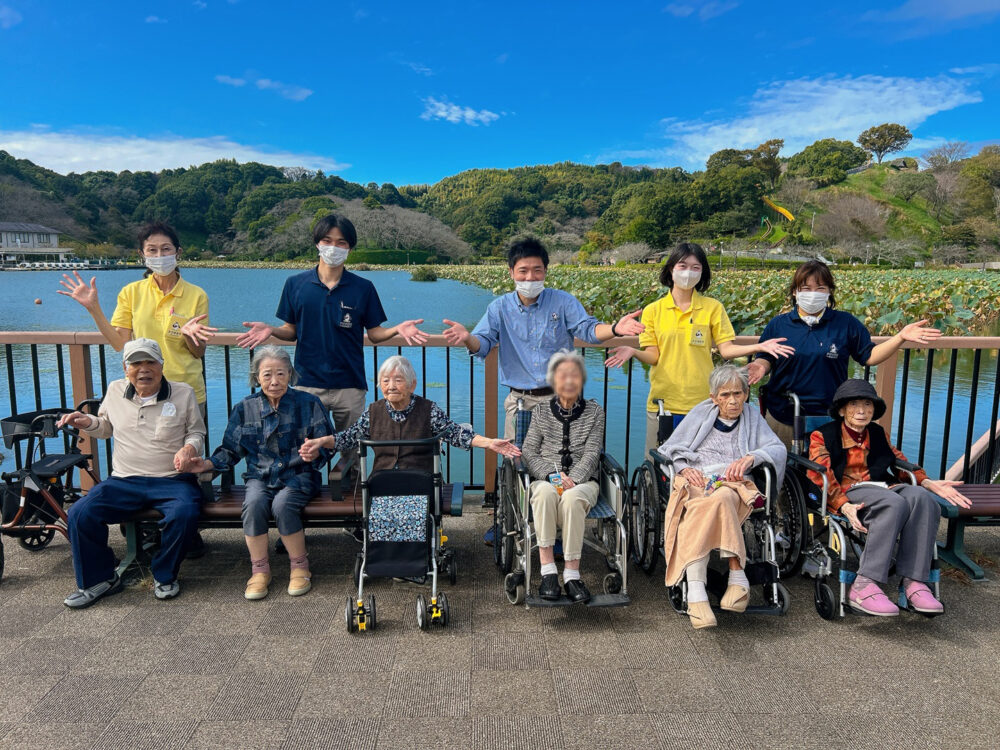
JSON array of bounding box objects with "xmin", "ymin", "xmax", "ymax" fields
[{"xmin": 1, "ymin": 502, "xmax": 999, "ymax": 749}]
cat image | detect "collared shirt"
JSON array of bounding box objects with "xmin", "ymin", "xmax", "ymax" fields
[
  {"xmin": 333, "ymin": 396, "xmax": 476, "ymax": 454},
  {"xmin": 638, "ymin": 290, "xmax": 735, "ymax": 414},
  {"xmin": 276, "ymin": 267, "xmax": 387, "ymax": 390},
  {"xmin": 83, "ymin": 378, "xmax": 205, "ymax": 478},
  {"xmin": 755, "ymin": 308, "xmax": 875, "ymax": 425},
  {"xmin": 808, "ymin": 423, "xmax": 928, "ymax": 511},
  {"xmin": 110, "ymin": 275, "xmax": 210, "ymax": 402},
  {"xmin": 470, "ymin": 288, "xmax": 601, "ymax": 390},
  {"xmin": 209, "ymin": 387, "xmax": 334, "ymax": 492}
]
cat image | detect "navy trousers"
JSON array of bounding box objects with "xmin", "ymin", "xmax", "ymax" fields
[{"xmin": 67, "ymin": 474, "xmax": 202, "ymax": 589}]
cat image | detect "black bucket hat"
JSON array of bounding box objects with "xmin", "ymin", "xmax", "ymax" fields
[{"xmin": 829, "ymin": 378, "xmax": 886, "ymax": 421}]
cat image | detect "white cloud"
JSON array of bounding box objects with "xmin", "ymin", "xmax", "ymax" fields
[
  {"xmin": 420, "ymin": 96, "xmax": 501, "ymax": 126},
  {"xmin": 404, "ymin": 61, "xmax": 433, "ymax": 76},
  {"xmin": 193, "ymin": 0, "xmax": 207, "ymax": 8},
  {"xmin": 145, "ymin": 15, "xmax": 167, "ymax": 23},
  {"xmin": 215, "ymin": 74, "xmax": 246, "ymax": 87},
  {"xmin": 0, "ymin": 129, "xmax": 349, "ymax": 174},
  {"xmin": 949, "ymin": 63, "xmax": 1000, "ymax": 75},
  {"xmin": 869, "ymin": 0, "xmax": 1000, "ymax": 21},
  {"xmin": 0, "ymin": 4, "xmax": 22, "ymax": 29},
  {"xmin": 602, "ymin": 73, "xmax": 981, "ymax": 169},
  {"xmin": 664, "ymin": 1, "xmax": 738, "ymax": 20},
  {"xmin": 255, "ymin": 78, "xmax": 313, "ymax": 101}
]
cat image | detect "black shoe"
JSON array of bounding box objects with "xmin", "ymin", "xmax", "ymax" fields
[
  {"xmin": 538, "ymin": 573, "xmax": 562, "ymax": 601},
  {"xmin": 564, "ymin": 579, "xmax": 591, "ymax": 603},
  {"xmin": 184, "ymin": 531, "xmax": 206, "ymax": 560}
]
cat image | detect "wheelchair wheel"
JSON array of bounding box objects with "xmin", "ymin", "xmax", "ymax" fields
[
  {"xmin": 19, "ymin": 528, "xmax": 56, "ymax": 551},
  {"xmin": 814, "ymin": 580, "xmax": 840, "ymax": 621},
  {"xmin": 603, "ymin": 572, "xmax": 622, "ymax": 595},
  {"xmin": 416, "ymin": 594, "xmax": 429, "ymax": 630},
  {"xmin": 598, "ymin": 519, "xmax": 618, "ymax": 571},
  {"xmin": 666, "ymin": 585, "xmax": 686, "ymax": 614},
  {"xmin": 0, "ymin": 538, "xmax": 5, "ymax": 582},
  {"xmin": 448, "ymin": 554, "xmax": 458, "ymax": 586},
  {"xmin": 345, "ymin": 596, "xmax": 356, "ymax": 633},
  {"xmin": 629, "ymin": 463, "xmax": 660, "ymax": 575},
  {"xmin": 773, "ymin": 475, "xmax": 808, "ymax": 577},
  {"xmin": 497, "ymin": 494, "xmax": 516, "ymax": 576},
  {"xmin": 504, "ymin": 572, "xmax": 525, "ymax": 605},
  {"xmin": 438, "ymin": 592, "xmax": 450, "ymax": 627},
  {"xmin": 766, "ymin": 581, "xmax": 791, "ymax": 615},
  {"xmin": 367, "ymin": 594, "xmax": 377, "ymax": 631}
]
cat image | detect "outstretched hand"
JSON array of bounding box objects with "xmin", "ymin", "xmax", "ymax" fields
[
  {"xmin": 488, "ymin": 438, "xmax": 521, "ymax": 458},
  {"xmin": 613, "ymin": 309, "xmax": 644, "ymax": 336},
  {"xmin": 923, "ymin": 478, "xmax": 972, "ymax": 509},
  {"xmin": 604, "ymin": 346, "xmax": 635, "ymax": 369},
  {"xmin": 745, "ymin": 359, "xmax": 769, "ymax": 386},
  {"xmin": 898, "ymin": 319, "xmax": 942, "ymax": 346},
  {"xmin": 57, "ymin": 271, "xmax": 99, "ymax": 310},
  {"xmin": 757, "ymin": 337, "xmax": 795, "ymax": 359},
  {"xmin": 396, "ymin": 319, "xmax": 429, "ymax": 346},
  {"xmin": 56, "ymin": 411, "xmax": 92, "ymax": 430},
  {"xmin": 180, "ymin": 314, "xmax": 218, "ymax": 345},
  {"xmin": 237, "ymin": 321, "xmax": 273, "ymax": 349},
  {"xmin": 442, "ymin": 319, "xmax": 470, "ymax": 347}
]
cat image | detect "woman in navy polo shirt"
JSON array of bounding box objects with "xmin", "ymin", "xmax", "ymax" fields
[{"xmin": 746, "ymin": 260, "xmax": 940, "ymax": 447}]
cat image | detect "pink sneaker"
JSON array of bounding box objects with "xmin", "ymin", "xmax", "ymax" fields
[
  {"xmin": 848, "ymin": 579, "xmax": 899, "ymax": 617},
  {"xmin": 904, "ymin": 579, "xmax": 944, "ymax": 615}
]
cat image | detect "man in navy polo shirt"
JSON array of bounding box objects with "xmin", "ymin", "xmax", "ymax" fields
[{"xmin": 238, "ymin": 214, "xmax": 427, "ymax": 467}]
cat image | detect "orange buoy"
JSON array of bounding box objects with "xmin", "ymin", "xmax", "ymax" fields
[{"xmin": 34, "ymin": 298, "xmax": 42, "ymax": 305}]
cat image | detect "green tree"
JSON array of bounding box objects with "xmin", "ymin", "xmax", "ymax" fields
[
  {"xmin": 751, "ymin": 139, "xmax": 784, "ymax": 187},
  {"xmin": 857, "ymin": 123, "xmax": 912, "ymax": 164},
  {"xmin": 886, "ymin": 171, "xmax": 936, "ymax": 202},
  {"xmin": 786, "ymin": 138, "xmax": 868, "ymax": 186}
]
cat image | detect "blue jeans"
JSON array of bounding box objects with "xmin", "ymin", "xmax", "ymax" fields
[
  {"xmin": 67, "ymin": 475, "xmax": 202, "ymax": 589},
  {"xmin": 242, "ymin": 479, "xmax": 314, "ymax": 537}
]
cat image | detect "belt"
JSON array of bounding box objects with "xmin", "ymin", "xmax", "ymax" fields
[{"xmin": 510, "ymin": 386, "xmax": 553, "ymax": 397}]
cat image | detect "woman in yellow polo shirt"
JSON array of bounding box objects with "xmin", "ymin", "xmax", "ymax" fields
[
  {"xmin": 58, "ymin": 221, "xmax": 216, "ymax": 414},
  {"xmin": 606, "ymin": 242, "xmax": 794, "ymax": 453}
]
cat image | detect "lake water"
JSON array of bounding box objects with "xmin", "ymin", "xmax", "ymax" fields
[{"xmin": 1, "ymin": 268, "xmax": 997, "ymax": 484}]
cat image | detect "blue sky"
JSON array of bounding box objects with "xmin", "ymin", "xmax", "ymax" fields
[{"xmin": 1, "ymin": 0, "xmax": 998, "ymax": 185}]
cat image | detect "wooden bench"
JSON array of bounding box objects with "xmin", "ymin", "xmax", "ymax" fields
[
  {"xmin": 115, "ymin": 482, "xmax": 464, "ymax": 577},
  {"xmin": 935, "ymin": 484, "xmax": 1000, "ymax": 580}
]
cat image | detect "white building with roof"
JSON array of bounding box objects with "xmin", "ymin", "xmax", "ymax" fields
[{"xmin": 0, "ymin": 222, "xmax": 76, "ymax": 266}]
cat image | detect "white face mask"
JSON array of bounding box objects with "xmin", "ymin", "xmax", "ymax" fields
[
  {"xmin": 672, "ymin": 268, "xmax": 701, "ymax": 290},
  {"xmin": 796, "ymin": 291, "xmax": 830, "ymax": 315},
  {"xmin": 144, "ymin": 255, "xmax": 177, "ymax": 276},
  {"xmin": 318, "ymin": 244, "xmax": 350, "ymax": 267},
  {"xmin": 515, "ymin": 280, "xmax": 545, "ymax": 299}
]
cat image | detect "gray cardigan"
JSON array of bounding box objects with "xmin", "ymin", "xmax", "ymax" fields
[
  {"xmin": 657, "ymin": 398, "xmax": 787, "ymax": 484},
  {"xmin": 522, "ymin": 399, "xmax": 605, "ymax": 485}
]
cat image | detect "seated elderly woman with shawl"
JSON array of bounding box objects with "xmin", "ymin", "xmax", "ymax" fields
[{"xmin": 657, "ymin": 364, "xmax": 786, "ymax": 629}]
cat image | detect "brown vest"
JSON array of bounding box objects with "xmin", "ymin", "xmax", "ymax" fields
[{"xmin": 369, "ymin": 396, "xmax": 434, "ymax": 472}]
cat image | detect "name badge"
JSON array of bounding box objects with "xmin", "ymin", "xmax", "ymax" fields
[
  {"xmin": 689, "ymin": 324, "xmax": 707, "ymax": 347},
  {"xmin": 825, "ymin": 343, "xmax": 840, "ymax": 359},
  {"xmin": 166, "ymin": 313, "xmax": 186, "ymax": 339},
  {"xmin": 161, "ymin": 402, "xmax": 177, "ymax": 417}
]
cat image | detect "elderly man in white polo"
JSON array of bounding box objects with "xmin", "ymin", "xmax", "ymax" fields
[{"xmin": 56, "ymin": 338, "xmax": 206, "ymax": 608}]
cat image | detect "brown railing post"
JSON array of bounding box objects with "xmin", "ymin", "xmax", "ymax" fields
[
  {"xmin": 68, "ymin": 342, "xmax": 97, "ymax": 488},
  {"xmin": 483, "ymin": 348, "xmax": 499, "ymax": 497},
  {"xmin": 874, "ymin": 350, "xmax": 898, "ymax": 434}
]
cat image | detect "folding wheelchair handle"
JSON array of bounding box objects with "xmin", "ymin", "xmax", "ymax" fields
[{"xmin": 358, "ymin": 435, "xmax": 443, "ymax": 455}]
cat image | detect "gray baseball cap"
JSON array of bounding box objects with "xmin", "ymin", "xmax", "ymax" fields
[{"xmin": 122, "ymin": 338, "xmax": 164, "ymax": 365}]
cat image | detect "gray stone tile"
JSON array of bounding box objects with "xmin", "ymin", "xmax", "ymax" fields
[
  {"xmin": 471, "ymin": 715, "xmax": 564, "ymax": 750},
  {"xmin": 0, "ymin": 676, "xmax": 63, "ymax": 723},
  {"xmin": 543, "ymin": 629, "xmax": 625, "ymax": 670},
  {"xmin": 392, "ymin": 633, "xmax": 472, "ymax": 671},
  {"xmin": 185, "ymin": 720, "xmax": 290, "ymax": 750},
  {"xmin": 470, "ymin": 670, "xmax": 557, "ymax": 716},
  {"xmin": 550, "ymin": 669, "xmax": 643, "ymax": 715},
  {"xmin": 383, "ymin": 670, "xmax": 470, "ymax": 718},
  {"xmin": 0, "ymin": 722, "xmax": 106, "ymax": 750},
  {"xmin": 281, "ymin": 718, "xmax": 380, "ymax": 750},
  {"xmin": 471, "ymin": 632, "xmax": 549, "ymax": 671},
  {"xmin": 0, "ymin": 636, "xmax": 99, "ymax": 675},
  {"xmin": 560, "ymin": 714, "xmax": 660, "ymax": 750},
  {"xmin": 71, "ymin": 636, "xmax": 181, "ymax": 676},
  {"xmin": 156, "ymin": 633, "xmax": 252, "ymax": 675},
  {"xmin": 207, "ymin": 671, "xmax": 307, "ymax": 721},
  {"xmin": 91, "ymin": 720, "xmax": 199, "ymax": 750},
  {"xmin": 25, "ymin": 674, "xmax": 143, "ymax": 722},
  {"xmin": 649, "ymin": 713, "xmax": 754, "ymax": 750},
  {"xmin": 312, "ymin": 634, "xmax": 396, "ymax": 673},
  {"xmin": 256, "ymin": 599, "xmax": 338, "ymax": 636},
  {"xmin": 375, "ymin": 718, "xmax": 471, "ymax": 750},
  {"xmin": 115, "ymin": 673, "xmax": 227, "ymax": 721},
  {"xmin": 234, "ymin": 635, "xmax": 322, "ymax": 675},
  {"xmin": 292, "ymin": 672, "xmax": 392, "ymax": 719},
  {"xmin": 632, "ymin": 668, "xmax": 726, "ymax": 714}
]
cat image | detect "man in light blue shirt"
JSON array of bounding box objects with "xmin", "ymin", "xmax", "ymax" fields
[{"xmin": 443, "ymin": 238, "xmax": 643, "ymax": 438}]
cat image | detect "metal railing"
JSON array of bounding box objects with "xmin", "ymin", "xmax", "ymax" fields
[{"xmin": 3, "ymin": 332, "xmax": 1000, "ymax": 493}]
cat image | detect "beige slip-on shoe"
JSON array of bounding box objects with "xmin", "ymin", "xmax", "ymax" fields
[
  {"xmin": 288, "ymin": 569, "xmax": 312, "ymax": 596},
  {"xmin": 245, "ymin": 573, "xmax": 272, "ymax": 601},
  {"xmin": 720, "ymin": 584, "xmax": 750, "ymax": 613},
  {"xmin": 687, "ymin": 600, "xmax": 717, "ymax": 629}
]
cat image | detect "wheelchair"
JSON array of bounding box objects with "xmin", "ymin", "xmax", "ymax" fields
[
  {"xmin": 346, "ymin": 436, "xmax": 455, "ymax": 632},
  {"xmin": 782, "ymin": 394, "xmax": 945, "ymax": 621},
  {"xmin": 492, "ymin": 398, "xmax": 631, "ymax": 608},
  {"xmin": 629, "ymin": 432, "xmax": 790, "ymax": 618},
  {"xmin": 1, "ymin": 402, "xmax": 100, "ymax": 579}
]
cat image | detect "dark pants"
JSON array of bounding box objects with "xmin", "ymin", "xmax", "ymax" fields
[
  {"xmin": 242, "ymin": 479, "xmax": 313, "ymax": 537},
  {"xmin": 847, "ymin": 484, "xmax": 942, "ymax": 584},
  {"xmin": 67, "ymin": 475, "xmax": 202, "ymax": 589}
]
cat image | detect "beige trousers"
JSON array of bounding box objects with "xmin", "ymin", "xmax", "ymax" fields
[
  {"xmin": 529, "ymin": 480, "xmax": 599, "ymax": 561},
  {"xmin": 503, "ymin": 391, "xmax": 550, "ymax": 441},
  {"xmin": 765, "ymin": 413, "xmax": 794, "ymax": 452},
  {"xmin": 296, "ymin": 386, "xmax": 367, "ymax": 463}
]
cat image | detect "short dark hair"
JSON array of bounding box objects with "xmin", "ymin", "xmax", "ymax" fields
[
  {"xmin": 790, "ymin": 260, "xmax": 837, "ymax": 308},
  {"xmin": 138, "ymin": 221, "xmax": 181, "ymax": 251},
  {"xmin": 507, "ymin": 237, "xmax": 549, "ymax": 269},
  {"xmin": 312, "ymin": 213, "xmax": 358, "ymax": 248},
  {"xmin": 658, "ymin": 242, "xmax": 712, "ymax": 292}
]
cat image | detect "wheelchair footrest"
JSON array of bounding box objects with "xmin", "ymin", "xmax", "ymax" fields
[{"xmin": 524, "ymin": 593, "xmax": 630, "ymax": 609}]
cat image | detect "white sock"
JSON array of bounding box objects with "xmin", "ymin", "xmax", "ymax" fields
[
  {"xmin": 728, "ymin": 568, "xmax": 750, "ymax": 589},
  {"xmin": 540, "ymin": 562, "xmax": 558, "ymax": 577},
  {"xmin": 686, "ymin": 579, "xmax": 708, "ymax": 603},
  {"xmin": 562, "ymin": 567, "xmax": 581, "ymax": 582}
]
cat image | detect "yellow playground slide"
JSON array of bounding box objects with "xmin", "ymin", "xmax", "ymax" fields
[{"xmin": 762, "ymin": 196, "xmax": 794, "ymax": 222}]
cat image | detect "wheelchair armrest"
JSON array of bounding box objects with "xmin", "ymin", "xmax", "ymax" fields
[
  {"xmin": 787, "ymin": 453, "xmax": 824, "ymax": 474},
  {"xmin": 511, "ymin": 456, "xmax": 528, "ymax": 475},
  {"xmin": 893, "ymin": 459, "xmax": 921, "ymax": 473},
  {"xmin": 600, "ymin": 452, "xmax": 624, "ymax": 475}
]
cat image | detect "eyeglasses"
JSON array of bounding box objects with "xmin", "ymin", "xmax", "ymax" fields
[{"xmin": 142, "ymin": 246, "xmax": 177, "ymax": 257}]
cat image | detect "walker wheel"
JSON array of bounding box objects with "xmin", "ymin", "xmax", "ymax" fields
[
  {"xmin": 416, "ymin": 594, "xmax": 428, "ymax": 630},
  {"xmin": 353, "ymin": 554, "xmax": 363, "ymax": 588},
  {"xmin": 504, "ymin": 572, "xmax": 525, "ymax": 605},
  {"xmin": 345, "ymin": 595, "xmax": 356, "ymax": 633},
  {"xmin": 367, "ymin": 594, "xmax": 377, "ymax": 630},
  {"xmin": 448, "ymin": 556, "xmax": 458, "ymax": 586},
  {"xmin": 438, "ymin": 591, "xmax": 450, "ymax": 627},
  {"xmin": 19, "ymin": 528, "xmax": 56, "ymax": 551},
  {"xmin": 603, "ymin": 572, "xmax": 623, "ymax": 595},
  {"xmin": 815, "ymin": 580, "xmax": 839, "ymax": 621},
  {"xmin": 773, "ymin": 582, "xmax": 790, "ymax": 615}
]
